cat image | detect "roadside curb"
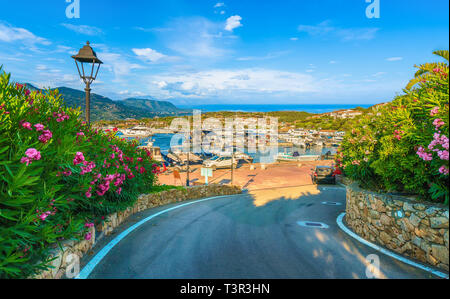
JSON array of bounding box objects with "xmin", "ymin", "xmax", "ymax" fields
[{"xmin": 336, "ymin": 213, "xmax": 449, "ymax": 279}]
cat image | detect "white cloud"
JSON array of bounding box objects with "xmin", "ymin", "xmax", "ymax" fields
[
  {"xmin": 329, "ymin": 60, "xmax": 337, "ymax": 64},
  {"xmin": 237, "ymin": 51, "xmax": 289, "ymax": 61},
  {"xmin": 214, "ymin": 2, "xmax": 225, "ymax": 8},
  {"xmin": 61, "ymin": 23, "xmax": 103, "ymax": 36},
  {"xmin": 132, "ymin": 48, "xmax": 167, "ymax": 62},
  {"xmin": 386, "ymin": 57, "xmax": 403, "ymax": 61},
  {"xmin": 0, "ymin": 23, "xmax": 50, "ymax": 45},
  {"xmin": 163, "ymin": 17, "xmax": 231, "ymax": 58},
  {"xmin": 298, "ymin": 20, "xmax": 379, "ymax": 41},
  {"xmin": 225, "ymin": 15, "xmax": 243, "ymax": 32},
  {"xmin": 99, "ymin": 52, "xmax": 144, "ymax": 78},
  {"xmin": 290, "ymin": 37, "xmax": 298, "ymax": 41},
  {"xmin": 151, "ymin": 68, "xmax": 320, "ymax": 98},
  {"xmin": 372, "ymin": 72, "xmax": 386, "ymax": 77}
]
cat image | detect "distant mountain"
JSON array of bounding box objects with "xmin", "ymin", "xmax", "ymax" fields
[
  {"xmin": 120, "ymin": 97, "xmax": 185, "ymax": 113},
  {"xmin": 24, "ymin": 85, "xmax": 188, "ymax": 122},
  {"xmin": 24, "ymin": 83, "xmax": 40, "ymax": 91}
]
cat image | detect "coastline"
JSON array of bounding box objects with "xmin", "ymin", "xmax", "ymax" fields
[{"xmin": 176, "ymin": 104, "xmax": 374, "ymax": 114}]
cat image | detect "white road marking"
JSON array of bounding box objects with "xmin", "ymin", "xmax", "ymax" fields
[
  {"xmin": 321, "ymin": 201, "xmax": 343, "ymax": 206},
  {"xmin": 336, "ymin": 213, "xmax": 449, "ymax": 279},
  {"xmin": 297, "ymin": 221, "xmax": 329, "ymax": 229},
  {"xmin": 76, "ymin": 195, "xmax": 231, "ymax": 279}
]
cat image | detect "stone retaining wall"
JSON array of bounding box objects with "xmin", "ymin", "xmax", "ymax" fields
[
  {"xmin": 34, "ymin": 184, "xmax": 242, "ymax": 279},
  {"xmin": 345, "ymin": 183, "xmax": 449, "ymax": 272}
]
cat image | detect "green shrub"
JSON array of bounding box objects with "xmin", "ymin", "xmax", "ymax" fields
[
  {"xmin": 0, "ymin": 68, "xmax": 164, "ymax": 278},
  {"xmin": 340, "ymin": 60, "xmax": 449, "ymax": 204}
]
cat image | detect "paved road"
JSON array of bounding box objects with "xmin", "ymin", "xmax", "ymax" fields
[{"xmin": 84, "ymin": 185, "xmax": 440, "ymax": 279}]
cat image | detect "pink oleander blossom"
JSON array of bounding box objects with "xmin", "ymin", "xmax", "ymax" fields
[
  {"xmin": 430, "ymin": 107, "xmax": 440, "ymax": 116},
  {"xmin": 34, "ymin": 123, "xmax": 44, "ymax": 131},
  {"xmin": 438, "ymin": 150, "xmax": 449, "ymax": 161},
  {"xmin": 22, "ymin": 122, "xmax": 32, "ymax": 130},
  {"xmin": 73, "ymin": 152, "xmax": 86, "ymax": 165},
  {"xmin": 38, "ymin": 130, "xmax": 53, "ymax": 144},
  {"xmin": 439, "ymin": 166, "xmax": 449, "ymax": 175},
  {"xmin": 85, "ymin": 233, "xmax": 92, "ymax": 241},
  {"xmin": 433, "ymin": 118, "xmax": 445, "ymax": 129},
  {"xmin": 417, "ymin": 147, "xmax": 433, "ymax": 161},
  {"xmin": 24, "ymin": 148, "xmax": 41, "ymax": 160}
]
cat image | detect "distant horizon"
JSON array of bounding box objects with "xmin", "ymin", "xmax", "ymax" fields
[
  {"xmin": 177, "ymin": 103, "xmax": 374, "ymax": 114},
  {"xmin": 21, "ymin": 82, "xmax": 380, "ymax": 110}
]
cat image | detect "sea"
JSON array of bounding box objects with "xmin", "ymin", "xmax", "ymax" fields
[
  {"xmin": 177, "ymin": 104, "xmax": 373, "ymax": 114},
  {"xmin": 127, "ymin": 133, "xmax": 338, "ymax": 164}
]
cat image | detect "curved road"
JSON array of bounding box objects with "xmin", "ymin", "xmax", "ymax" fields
[{"xmin": 83, "ymin": 185, "xmax": 441, "ymax": 279}]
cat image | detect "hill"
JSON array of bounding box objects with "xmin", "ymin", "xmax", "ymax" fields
[
  {"xmin": 120, "ymin": 97, "xmax": 183, "ymax": 113},
  {"xmin": 24, "ymin": 85, "xmax": 188, "ymax": 122}
]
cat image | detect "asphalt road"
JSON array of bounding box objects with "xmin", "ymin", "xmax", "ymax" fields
[{"xmin": 84, "ymin": 185, "xmax": 440, "ymax": 279}]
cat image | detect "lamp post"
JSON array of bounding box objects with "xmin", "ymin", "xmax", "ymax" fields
[{"xmin": 72, "ymin": 41, "xmax": 103, "ymax": 126}]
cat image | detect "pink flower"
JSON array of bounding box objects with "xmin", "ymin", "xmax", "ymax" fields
[
  {"xmin": 116, "ymin": 187, "xmax": 122, "ymax": 195},
  {"xmin": 73, "ymin": 152, "xmax": 86, "ymax": 165},
  {"xmin": 96, "ymin": 183, "xmax": 110, "ymax": 196},
  {"xmin": 85, "ymin": 192, "xmax": 92, "ymax": 198},
  {"xmin": 22, "ymin": 122, "xmax": 32, "ymax": 130},
  {"xmin": 430, "ymin": 107, "xmax": 439, "ymax": 116},
  {"xmin": 417, "ymin": 147, "xmax": 433, "ymax": 161},
  {"xmin": 20, "ymin": 157, "xmax": 31, "ymax": 166},
  {"xmin": 38, "ymin": 130, "xmax": 53, "ymax": 144},
  {"xmin": 25, "ymin": 148, "xmax": 41, "ymax": 160},
  {"xmin": 34, "ymin": 123, "xmax": 44, "ymax": 131},
  {"xmin": 439, "ymin": 166, "xmax": 449, "ymax": 175},
  {"xmin": 433, "ymin": 118, "xmax": 445, "ymax": 129},
  {"xmin": 438, "ymin": 150, "xmax": 449, "ymax": 161},
  {"xmin": 85, "ymin": 233, "xmax": 92, "ymax": 241},
  {"xmin": 80, "ymin": 161, "xmax": 96, "ymax": 175}
]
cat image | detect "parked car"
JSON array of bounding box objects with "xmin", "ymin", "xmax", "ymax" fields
[
  {"xmin": 311, "ymin": 166, "xmax": 336, "ymax": 185},
  {"xmin": 203, "ymin": 156, "xmax": 238, "ymax": 170}
]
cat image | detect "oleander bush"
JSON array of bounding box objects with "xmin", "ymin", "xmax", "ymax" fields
[
  {"xmin": 0, "ymin": 68, "xmax": 164, "ymax": 278},
  {"xmin": 340, "ymin": 52, "xmax": 449, "ymax": 204}
]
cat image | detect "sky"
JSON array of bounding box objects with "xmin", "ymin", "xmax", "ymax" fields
[{"xmin": 0, "ymin": 0, "xmax": 448, "ymax": 106}]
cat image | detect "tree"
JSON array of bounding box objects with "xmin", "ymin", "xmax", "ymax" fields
[{"xmin": 406, "ymin": 50, "xmax": 449, "ymax": 90}]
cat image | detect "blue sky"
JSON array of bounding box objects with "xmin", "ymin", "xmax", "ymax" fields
[{"xmin": 0, "ymin": 0, "xmax": 448, "ymax": 105}]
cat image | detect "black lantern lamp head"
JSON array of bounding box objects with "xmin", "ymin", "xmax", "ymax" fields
[{"xmin": 71, "ymin": 41, "xmax": 103, "ymax": 85}]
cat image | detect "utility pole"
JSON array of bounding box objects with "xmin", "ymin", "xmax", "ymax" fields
[
  {"xmin": 231, "ymin": 151, "xmax": 235, "ymax": 185},
  {"xmin": 186, "ymin": 116, "xmax": 191, "ymax": 187},
  {"xmin": 186, "ymin": 151, "xmax": 190, "ymax": 187}
]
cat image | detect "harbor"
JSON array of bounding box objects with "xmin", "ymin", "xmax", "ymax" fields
[{"xmin": 123, "ymin": 132, "xmax": 338, "ymax": 167}]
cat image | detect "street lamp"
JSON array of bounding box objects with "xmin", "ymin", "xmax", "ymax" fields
[{"xmin": 72, "ymin": 41, "xmax": 103, "ymax": 125}]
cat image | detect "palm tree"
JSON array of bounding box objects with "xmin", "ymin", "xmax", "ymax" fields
[{"xmin": 406, "ymin": 50, "xmax": 449, "ymax": 90}]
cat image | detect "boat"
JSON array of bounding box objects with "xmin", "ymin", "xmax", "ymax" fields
[{"xmin": 277, "ymin": 153, "xmax": 320, "ymax": 162}]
